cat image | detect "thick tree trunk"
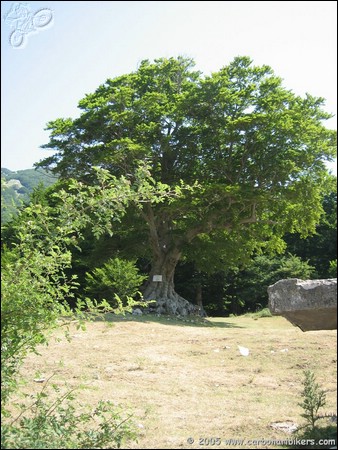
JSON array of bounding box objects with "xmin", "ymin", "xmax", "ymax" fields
[
  {"xmin": 142, "ymin": 248, "xmax": 196, "ymax": 316},
  {"xmin": 141, "ymin": 204, "xmax": 198, "ymax": 316},
  {"xmin": 195, "ymin": 282, "xmax": 207, "ymax": 317}
]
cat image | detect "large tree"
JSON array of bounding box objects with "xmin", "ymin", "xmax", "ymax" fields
[{"xmin": 37, "ymin": 56, "xmax": 336, "ymax": 315}]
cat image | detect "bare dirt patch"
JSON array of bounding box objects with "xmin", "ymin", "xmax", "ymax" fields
[{"xmin": 15, "ymin": 315, "xmax": 337, "ymax": 449}]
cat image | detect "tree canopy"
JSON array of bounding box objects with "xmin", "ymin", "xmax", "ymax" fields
[{"xmin": 36, "ymin": 56, "xmax": 337, "ymax": 314}]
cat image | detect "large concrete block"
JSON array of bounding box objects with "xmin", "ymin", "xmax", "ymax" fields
[{"xmin": 268, "ymin": 278, "xmax": 337, "ymax": 331}]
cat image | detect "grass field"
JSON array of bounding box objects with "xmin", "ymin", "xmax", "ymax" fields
[{"xmin": 14, "ymin": 314, "xmax": 337, "ymax": 449}]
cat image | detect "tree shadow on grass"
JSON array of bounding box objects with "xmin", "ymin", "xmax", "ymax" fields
[
  {"xmin": 93, "ymin": 313, "xmax": 244, "ymax": 328},
  {"xmin": 289, "ymin": 421, "xmax": 337, "ymax": 449},
  {"xmin": 206, "ymin": 319, "xmax": 244, "ymax": 328}
]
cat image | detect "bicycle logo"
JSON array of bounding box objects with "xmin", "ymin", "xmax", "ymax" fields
[{"xmin": 4, "ymin": 2, "xmax": 53, "ymax": 49}]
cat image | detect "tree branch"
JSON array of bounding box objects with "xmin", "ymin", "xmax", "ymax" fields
[{"xmin": 141, "ymin": 203, "xmax": 161, "ymax": 257}]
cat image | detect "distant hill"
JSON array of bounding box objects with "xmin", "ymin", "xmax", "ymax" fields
[{"xmin": 1, "ymin": 168, "xmax": 58, "ymax": 223}]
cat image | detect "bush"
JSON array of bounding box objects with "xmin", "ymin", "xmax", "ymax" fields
[
  {"xmin": 1, "ymin": 381, "xmax": 137, "ymax": 449},
  {"xmin": 299, "ymin": 370, "xmax": 326, "ymax": 430},
  {"xmin": 245, "ymin": 307, "xmax": 272, "ymax": 319},
  {"xmin": 85, "ymin": 257, "xmax": 147, "ymax": 307},
  {"xmin": 223, "ymin": 253, "xmax": 315, "ymax": 314},
  {"xmin": 328, "ymin": 260, "xmax": 337, "ymax": 278},
  {"xmin": 293, "ymin": 370, "xmax": 336, "ymax": 449}
]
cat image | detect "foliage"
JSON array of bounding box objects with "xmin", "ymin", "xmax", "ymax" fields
[
  {"xmin": 85, "ymin": 257, "xmax": 147, "ymax": 306},
  {"xmin": 299, "ymin": 370, "xmax": 327, "ymax": 430},
  {"xmin": 284, "ymin": 192, "xmax": 337, "ymax": 278},
  {"xmin": 40, "ymin": 189, "xmax": 337, "ymax": 317},
  {"xmin": 1, "ymin": 379, "xmax": 137, "ymax": 449},
  {"xmin": 244, "ymin": 307, "xmax": 272, "ymax": 319},
  {"xmin": 1, "ymin": 164, "xmax": 176, "ymax": 448},
  {"xmin": 172, "ymin": 252, "xmax": 316, "ymax": 316},
  {"xmin": 174, "ymin": 192, "xmax": 336, "ymax": 315},
  {"xmin": 232, "ymin": 254, "xmax": 315, "ymax": 312},
  {"xmin": 2, "ymin": 203, "xmax": 80, "ymax": 406},
  {"xmin": 294, "ymin": 424, "xmax": 337, "ymax": 449},
  {"xmin": 328, "ymin": 260, "xmax": 337, "ymax": 278},
  {"xmin": 36, "ymin": 56, "xmax": 337, "ymax": 304},
  {"xmin": 293, "ymin": 371, "xmax": 336, "ymax": 449}
]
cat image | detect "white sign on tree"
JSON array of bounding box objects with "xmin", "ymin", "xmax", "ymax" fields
[{"xmin": 153, "ymin": 275, "xmax": 163, "ymax": 282}]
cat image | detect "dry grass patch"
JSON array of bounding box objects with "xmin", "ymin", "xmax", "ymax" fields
[{"xmin": 14, "ymin": 314, "xmax": 337, "ymax": 449}]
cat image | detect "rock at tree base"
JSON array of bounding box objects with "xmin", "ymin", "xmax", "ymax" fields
[
  {"xmin": 268, "ymin": 278, "xmax": 337, "ymax": 332},
  {"xmin": 144, "ymin": 293, "xmax": 202, "ymax": 316},
  {"xmin": 152, "ymin": 296, "xmax": 197, "ymax": 316}
]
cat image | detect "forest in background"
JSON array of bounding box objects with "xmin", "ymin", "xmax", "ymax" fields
[
  {"xmin": 2, "ymin": 166, "xmax": 336, "ymax": 316},
  {"xmin": 2, "ymin": 56, "xmax": 337, "ymax": 317}
]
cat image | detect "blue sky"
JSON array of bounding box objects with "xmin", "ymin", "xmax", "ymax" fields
[{"xmin": 1, "ymin": 1, "xmax": 337, "ymax": 174}]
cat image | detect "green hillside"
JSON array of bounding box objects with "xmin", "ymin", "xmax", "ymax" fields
[{"xmin": 1, "ymin": 168, "xmax": 57, "ymax": 223}]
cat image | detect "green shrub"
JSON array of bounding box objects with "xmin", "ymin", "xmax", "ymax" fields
[
  {"xmin": 299, "ymin": 370, "xmax": 326, "ymax": 430},
  {"xmin": 328, "ymin": 260, "xmax": 337, "ymax": 278},
  {"xmin": 292, "ymin": 371, "xmax": 336, "ymax": 449},
  {"xmin": 223, "ymin": 254, "xmax": 315, "ymax": 314},
  {"xmin": 85, "ymin": 257, "xmax": 147, "ymax": 307},
  {"xmin": 1, "ymin": 381, "xmax": 137, "ymax": 449},
  {"xmin": 245, "ymin": 307, "xmax": 272, "ymax": 319}
]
